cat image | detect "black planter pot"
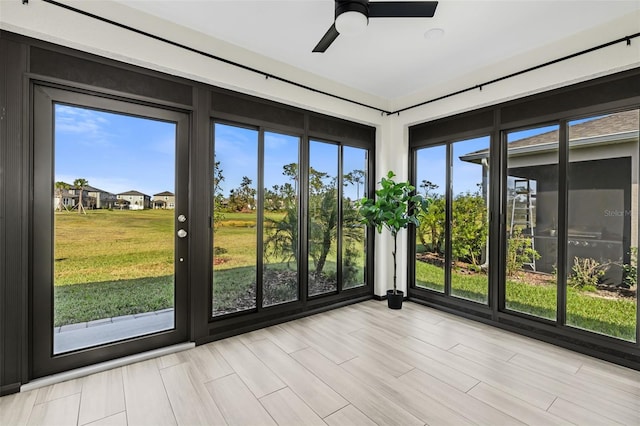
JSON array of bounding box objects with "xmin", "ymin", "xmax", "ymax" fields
[{"xmin": 386, "ymin": 289, "xmax": 404, "ymax": 309}]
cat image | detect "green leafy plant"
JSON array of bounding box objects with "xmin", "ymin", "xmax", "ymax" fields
[
  {"xmin": 417, "ymin": 195, "xmax": 445, "ymax": 253},
  {"xmin": 506, "ymin": 226, "xmax": 540, "ymax": 277},
  {"xmin": 451, "ymin": 191, "xmax": 488, "ymax": 266},
  {"xmin": 622, "ymin": 247, "xmax": 637, "ymax": 288},
  {"xmin": 357, "ymin": 171, "xmax": 429, "ymax": 295},
  {"xmin": 569, "ymin": 257, "xmax": 604, "ymax": 289}
]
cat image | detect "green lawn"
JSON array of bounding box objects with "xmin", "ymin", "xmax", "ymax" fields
[
  {"xmin": 54, "ymin": 209, "xmax": 175, "ymax": 326},
  {"xmin": 416, "ymin": 260, "xmax": 636, "ymax": 341},
  {"xmin": 54, "ymin": 210, "xmax": 636, "ymax": 342}
]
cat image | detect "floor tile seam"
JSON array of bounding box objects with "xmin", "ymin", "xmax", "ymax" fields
[
  {"xmin": 77, "ymin": 409, "xmax": 127, "ymax": 426},
  {"xmin": 253, "ymin": 389, "xmax": 282, "ymax": 426},
  {"xmin": 245, "ymin": 336, "xmax": 349, "ymax": 414},
  {"xmin": 504, "ymin": 356, "xmax": 640, "ymax": 411},
  {"xmin": 402, "ymin": 368, "xmax": 528, "ymax": 426},
  {"xmin": 28, "ymin": 392, "xmax": 82, "ymax": 425},
  {"xmin": 33, "ymin": 389, "xmax": 82, "ymax": 406},
  {"xmin": 235, "ymin": 337, "xmax": 288, "ymax": 396},
  {"xmin": 548, "ymin": 390, "xmax": 638, "ymax": 423},
  {"xmin": 463, "ymin": 382, "xmax": 543, "ymax": 426},
  {"xmin": 156, "ymin": 362, "xmax": 182, "ymax": 426},
  {"xmin": 547, "ymin": 396, "xmax": 628, "ymax": 425}
]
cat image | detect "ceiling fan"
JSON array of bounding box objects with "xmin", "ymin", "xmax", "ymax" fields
[{"xmin": 313, "ymin": 1, "xmax": 439, "ymax": 53}]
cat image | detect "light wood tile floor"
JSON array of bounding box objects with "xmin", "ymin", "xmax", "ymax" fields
[{"xmin": 2, "ymin": 300, "xmax": 639, "ymax": 425}]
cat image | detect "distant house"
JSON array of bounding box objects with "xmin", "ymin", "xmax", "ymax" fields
[
  {"xmin": 116, "ymin": 190, "xmax": 151, "ymax": 210},
  {"xmin": 54, "ymin": 183, "xmax": 94, "ymax": 210},
  {"xmin": 53, "ymin": 185, "xmax": 76, "ymax": 211},
  {"xmin": 153, "ymin": 191, "xmax": 175, "ymax": 209},
  {"xmin": 84, "ymin": 185, "xmax": 117, "ymax": 209}
]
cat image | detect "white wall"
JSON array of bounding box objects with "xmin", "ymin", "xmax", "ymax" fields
[{"xmin": 2, "ymin": 0, "xmax": 638, "ymax": 297}]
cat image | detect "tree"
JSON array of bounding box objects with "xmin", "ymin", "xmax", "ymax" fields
[
  {"xmin": 451, "ymin": 191, "xmax": 488, "ymax": 266},
  {"xmin": 228, "ymin": 176, "xmax": 256, "ymax": 212},
  {"xmin": 73, "ymin": 178, "xmax": 88, "ymax": 214},
  {"xmin": 418, "ymin": 195, "xmax": 445, "ymax": 253},
  {"xmin": 54, "ymin": 181, "xmax": 70, "ymax": 211},
  {"xmin": 344, "ymin": 169, "xmax": 366, "ymax": 199},
  {"xmin": 420, "ymin": 180, "xmax": 438, "ymax": 197},
  {"xmin": 265, "ymin": 164, "xmax": 365, "ymax": 282},
  {"xmin": 212, "ymin": 159, "xmax": 225, "ymax": 228}
]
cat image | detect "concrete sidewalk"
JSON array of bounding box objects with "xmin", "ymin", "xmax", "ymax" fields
[{"xmin": 54, "ymin": 309, "xmax": 175, "ymax": 354}]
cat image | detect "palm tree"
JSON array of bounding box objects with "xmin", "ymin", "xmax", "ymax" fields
[
  {"xmin": 54, "ymin": 181, "xmax": 70, "ymax": 211},
  {"xmin": 73, "ymin": 178, "xmax": 88, "ymax": 214},
  {"xmin": 344, "ymin": 169, "xmax": 366, "ymax": 199}
]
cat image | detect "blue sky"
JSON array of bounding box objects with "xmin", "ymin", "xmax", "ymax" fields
[
  {"xmin": 55, "ymin": 104, "xmax": 176, "ymax": 197},
  {"xmin": 56, "ymin": 105, "xmax": 577, "ymax": 201},
  {"xmin": 214, "ymin": 123, "xmax": 368, "ymax": 201},
  {"xmin": 416, "ymin": 135, "xmax": 491, "ymax": 196}
]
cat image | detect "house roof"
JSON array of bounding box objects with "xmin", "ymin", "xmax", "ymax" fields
[
  {"xmin": 83, "ymin": 185, "xmax": 112, "ymax": 194},
  {"xmin": 153, "ymin": 191, "xmax": 174, "ymax": 197},
  {"xmin": 460, "ymin": 110, "xmax": 639, "ymax": 162},
  {"xmin": 118, "ymin": 190, "xmax": 149, "ymax": 197}
]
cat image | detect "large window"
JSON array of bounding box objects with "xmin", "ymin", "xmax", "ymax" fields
[
  {"xmin": 342, "ymin": 146, "xmax": 368, "ymax": 290},
  {"xmin": 308, "ymin": 141, "xmax": 339, "ymax": 297},
  {"xmin": 413, "ymin": 136, "xmax": 490, "ymax": 305},
  {"xmin": 263, "ymin": 132, "xmax": 300, "ymax": 307},
  {"xmin": 452, "ymin": 137, "xmax": 490, "ymax": 304},
  {"xmin": 505, "ymin": 124, "xmax": 559, "ymax": 320},
  {"xmin": 501, "ymin": 112, "xmax": 638, "ymax": 342},
  {"xmin": 213, "ymin": 125, "xmax": 370, "ymax": 316},
  {"xmin": 411, "ymin": 106, "xmax": 639, "ymax": 362},
  {"xmin": 565, "ymin": 112, "xmax": 638, "ymax": 342},
  {"xmin": 212, "ymin": 124, "xmax": 259, "ymax": 316},
  {"xmin": 415, "ymin": 145, "xmax": 446, "ymax": 292}
]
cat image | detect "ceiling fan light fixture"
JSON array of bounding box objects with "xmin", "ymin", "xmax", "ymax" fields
[{"xmin": 335, "ymin": 11, "xmax": 368, "ymax": 36}]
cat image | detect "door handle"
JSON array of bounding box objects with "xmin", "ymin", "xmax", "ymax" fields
[{"xmin": 177, "ymin": 229, "xmax": 187, "ymax": 238}]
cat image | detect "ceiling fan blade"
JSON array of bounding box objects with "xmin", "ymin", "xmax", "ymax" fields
[
  {"xmin": 368, "ymin": 1, "xmax": 438, "ymax": 18},
  {"xmin": 313, "ymin": 23, "xmax": 340, "ymax": 53}
]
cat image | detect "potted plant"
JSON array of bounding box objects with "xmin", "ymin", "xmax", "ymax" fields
[{"xmin": 357, "ymin": 171, "xmax": 429, "ymax": 309}]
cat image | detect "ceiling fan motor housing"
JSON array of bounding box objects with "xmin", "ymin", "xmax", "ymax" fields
[{"xmin": 336, "ymin": 0, "xmax": 369, "ymax": 20}]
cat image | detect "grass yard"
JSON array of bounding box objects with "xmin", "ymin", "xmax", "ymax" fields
[
  {"xmin": 416, "ymin": 260, "xmax": 637, "ymax": 341},
  {"xmin": 54, "ymin": 209, "xmax": 637, "ymax": 343},
  {"xmin": 54, "ymin": 209, "xmax": 175, "ymax": 326}
]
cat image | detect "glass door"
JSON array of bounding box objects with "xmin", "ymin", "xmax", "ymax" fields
[{"xmin": 32, "ymin": 86, "xmax": 189, "ymax": 378}]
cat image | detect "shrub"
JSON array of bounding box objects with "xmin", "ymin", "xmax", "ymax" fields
[
  {"xmin": 569, "ymin": 257, "xmax": 604, "ymax": 289},
  {"xmin": 451, "ymin": 192, "xmax": 488, "ymax": 265},
  {"xmin": 622, "ymin": 247, "xmax": 637, "ymax": 288},
  {"xmin": 506, "ymin": 226, "xmax": 540, "ymax": 277}
]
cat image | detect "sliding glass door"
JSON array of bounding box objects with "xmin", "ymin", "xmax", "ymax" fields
[
  {"xmin": 502, "ymin": 110, "xmax": 638, "ymax": 342},
  {"xmin": 212, "ymin": 124, "xmax": 370, "ymax": 316},
  {"xmin": 413, "ymin": 136, "xmax": 491, "ymax": 305}
]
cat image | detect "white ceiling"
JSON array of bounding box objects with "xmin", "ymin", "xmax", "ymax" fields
[{"xmin": 104, "ymin": 1, "xmax": 640, "ymax": 103}]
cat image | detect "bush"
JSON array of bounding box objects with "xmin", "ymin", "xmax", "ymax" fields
[
  {"xmin": 622, "ymin": 247, "xmax": 637, "ymax": 288},
  {"xmin": 569, "ymin": 257, "xmax": 604, "ymax": 289},
  {"xmin": 451, "ymin": 192, "xmax": 488, "ymax": 265},
  {"xmin": 417, "ymin": 191, "xmax": 488, "ymax": 266},
  {"xmin": 506, "ymin": 226, "xmax": 540, "ymax": 277}
]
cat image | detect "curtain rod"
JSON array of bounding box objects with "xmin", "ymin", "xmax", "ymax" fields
[
  {"xmin": 38, "ymin": 0, "xmax": 389, "ymax": 114},
  {"xmin": 389, "ymin": 32, "xmax": 639, "ymax": 116},
  {"xmin": 34, "ymin": 0, "xmax": 638, "ymax": 117}
]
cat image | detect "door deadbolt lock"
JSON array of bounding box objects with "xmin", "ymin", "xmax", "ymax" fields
[
  {"xmin": 178, "ymin": 214, "xmax": 187, "ymax": 223},
  {"xmin": 177, "ymin": 229, "xmax": 187, "ymax": 238}
]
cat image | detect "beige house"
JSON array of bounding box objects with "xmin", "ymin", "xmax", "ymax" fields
[
  {"xmin": 85, "ymin": 185, "xmax": 117, "ymax": 209},
  {"xmin": 153, "ymin": 191, "xmax": 175, "ymax": 209},
  {"xmin": 116, "ymin": 190, "xmax": 151, "ymax": 210}
]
